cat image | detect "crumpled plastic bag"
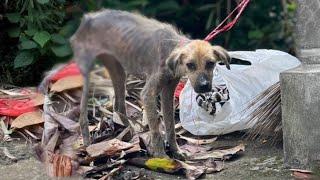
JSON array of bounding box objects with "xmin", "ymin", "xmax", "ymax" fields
[{"xmin": 179, "ymin": 49, "xmax": 301, "ymax": 135}]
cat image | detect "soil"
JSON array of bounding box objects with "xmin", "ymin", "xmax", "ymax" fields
[{"xmin": 0, "ymin": 132, "xmax": 293, "ymax": 180}]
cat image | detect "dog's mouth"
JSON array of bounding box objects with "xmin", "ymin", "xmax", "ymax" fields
[{"xmin": 194, "ymin": 85, "xmax": 212, "ymax": 94}]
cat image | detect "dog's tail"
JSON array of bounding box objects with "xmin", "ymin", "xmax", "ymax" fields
[{"xmin": 37, "ymin": 63, "xmax": 67, "ymax": 95}]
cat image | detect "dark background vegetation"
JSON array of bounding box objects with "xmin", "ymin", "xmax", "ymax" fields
[{"xmin": 0, "ymin": 0, "xmax": 296, "ymax": 86}]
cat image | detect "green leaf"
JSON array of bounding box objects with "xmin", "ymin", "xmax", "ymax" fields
[
  {"xmin": 14, "ymin": 51, "xmax": 34, "ymax": 68},
  {"xmin": 205, "ymin": 11, "xmax": 214, "ymax": 30},
  {"xmin": 51, "ymin": 34, "xmax": 67, "ymax": 44},
  {"xmin": 25, "ymin": 28, "xmax": 37, "ymax": 36},
  {"xmin": 59, "ymin": 20, "xmax": 78, "ymax": 37},
  {"xmin": 197, "ymin": 4, "xmax": 215, "ymax": 11},
  {"xmin": 20, "ymin": 40, "xmax": 38, "ymax": 49},
  {"xmin": 6, "ymin": 13, "xmax": 21, "ymax": 23},
  {"xmin": 155, "ymin": 1, "xmax": 180, "ymax": 12},
  {"xmin": 287, "ymin": 2, "xmax": 297, "ymax": 12},
  {"xmin": 33, "ymin": 31, "xmax": 51, "ymax": 47},
  {"xmin": 248, "ymin": 30, "xmax": 264, "ymax": 39},
  {"xmin": 51, "ymin": 44, "xmax": 72, "ymax": 57},
  {"xmin": 8, "ymin": 27, "xmax": 21, "ymax": 38},
  {"xmin": 36, "ymin": 0, "xmax": 49, "ymax": 4}
]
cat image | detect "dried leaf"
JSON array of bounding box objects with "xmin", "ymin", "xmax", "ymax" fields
[
  {"xmin": 99, "ymin": 166, "xmax": 122, "ymax": 180},
  {"xmin": 45, "ymin": 110, "xmax": 79, "ymax": 133},
  {"xmin": 178, "ymin": 135, "xmax": 217, "ymax": 145},
  {"xmin": 11, "ymin": 111, "xmax": 44, "ymax": 129},
  {"xmin": 180, "ymin": 144, "xmax": 207, "ymax": 155},
  {"xmin": 51, "ymin": 75, "xmax": 83, "ymax": 92},
  {"xmin": 77, "ymin": 166, "xmax": 94, "ymax": 175},
  {"xmin": 292, "ymin": 171, "xmax": 312, "ymax": 179},
  {"xmin": 177, "ymin": 160, "xmax": 205, "ymax": 180},
  {"xmin": 86, "ymin": 139, "xmax": 133, "ymax": 158},
  {"xmin": 290, "ymin": 169, "xmax": 313, "ymax": 179},
  {"xmin": 30, "ymin": 93, "xmax": 45, "ymax": 106},
  {"xmin": 52, "ymin": 154, "xmax": 73, "ymax": 177},
  {"xmin": 84, "ymin": 159, "xmax": 126, "ymax": 177},
  {"xmin": 190, "ymin": 144, "xmax": 245, "ymax": 160}
]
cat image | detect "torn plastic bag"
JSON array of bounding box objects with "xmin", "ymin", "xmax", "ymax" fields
[{"xmin": 179, "ymin": 49, "xmax": 301, "ymax": 135}]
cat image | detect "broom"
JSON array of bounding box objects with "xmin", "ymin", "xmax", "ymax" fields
[{"xmin": 245, "ymin": 82, "xmax": 282, "ymax": 144}]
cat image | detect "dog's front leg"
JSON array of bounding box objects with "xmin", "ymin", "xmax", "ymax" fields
[
  {"xmin": 141, "ymin": 76, "xmax": 168, "ymax": 158},
  {"xmin": 161, "ymin": 79, "xmax": 186, "ymax": 160}
]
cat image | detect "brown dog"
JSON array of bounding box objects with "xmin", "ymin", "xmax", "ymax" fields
[{"xmin": 70, "ymin": 9, "xmax": 230, "ymax": 159}]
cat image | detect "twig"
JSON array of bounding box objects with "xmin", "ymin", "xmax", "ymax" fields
[
  {"xmin": 23, "ymin": 129, "xmax": 40, "ymax": 140},
  {"xmin": 99, "ymin": 166, "xmax": 122, "ymax": 180},
  {"xmin": 84, "ymin": 160, "xmax": 126, "ymax": 177},
  {"xmin": 0, "ymin": 147, "xmax": 18, "ymax": 162}
]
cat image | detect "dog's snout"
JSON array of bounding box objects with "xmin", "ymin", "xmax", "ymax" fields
[{"xmin": 194, "ymin": 74, "xmax": 212, "ymax": 93}]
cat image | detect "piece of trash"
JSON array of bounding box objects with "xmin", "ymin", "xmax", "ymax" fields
[
  {"xmin": 180, "ymin": 50, "xmax": 301, "ymax": 136},
  {"xmin": 128, "ymin": 157, "xmax": 182, "ymax": 174}
]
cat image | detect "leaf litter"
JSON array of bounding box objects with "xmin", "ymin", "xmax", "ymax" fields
[{"xmin": 0, "ymin": 63, "xmax": 245, "ymax": 179}]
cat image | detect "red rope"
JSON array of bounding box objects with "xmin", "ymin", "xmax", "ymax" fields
[{"xmin": 204, "ymin": 0, "xmax": 250, "ymax": 41}]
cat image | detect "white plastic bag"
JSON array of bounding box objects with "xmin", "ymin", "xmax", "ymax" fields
[{"xmin": 179, "ymin": 49, "xmax": 301, "ymax": 135}]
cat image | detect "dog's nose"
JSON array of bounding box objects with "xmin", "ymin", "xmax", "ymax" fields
[{"xmin": 199, "ymin": 80, "xmax": 211, "ymax": 92}]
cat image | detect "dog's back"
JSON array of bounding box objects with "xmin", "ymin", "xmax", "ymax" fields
[{"xmin": 71, "ymin": 9, "xmax": 184, "ymax": 76}]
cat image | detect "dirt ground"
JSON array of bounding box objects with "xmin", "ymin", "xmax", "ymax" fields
[{"xmin": 0, "ymin": 132, "xmax": 293, "ymax": 180}]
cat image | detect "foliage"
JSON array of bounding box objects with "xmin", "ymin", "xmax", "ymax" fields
[
  {"xmin": 5, "ymin": 0, "xmax": 73, "ymax": 68},
  {"xmin": 0, "ymin": 0, "xmax": 296, "ymax": 85}
]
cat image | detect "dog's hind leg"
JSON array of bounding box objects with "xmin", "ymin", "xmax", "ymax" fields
[
  {"xmin": 161, "ymin": 79, "xmax": 186, "ymax": 160},
  {"xmin": 97, "ymin": 54, "xmax": 129, "ymax": 127},
  {"xmin": 75, "ymin": 52, "xmax": 95, "ymax": 146}
]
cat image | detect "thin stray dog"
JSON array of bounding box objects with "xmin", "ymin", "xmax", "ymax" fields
[{"xmin": 70, "ymin": 9, "xmax": 230, "ymax": 160}]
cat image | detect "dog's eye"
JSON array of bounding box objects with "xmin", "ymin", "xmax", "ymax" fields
[
  {"xmin": 206, "ymin": 61, "xmax": 215, "ymax": 69},
  {"xmin": 186, "ymin": 62, "xmax": 196, "ymax": 71}
]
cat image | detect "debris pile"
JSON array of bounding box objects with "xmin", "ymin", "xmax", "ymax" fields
[{"xmin": 0, "ymin": 62, "xmax": 245, "ymax": 179}]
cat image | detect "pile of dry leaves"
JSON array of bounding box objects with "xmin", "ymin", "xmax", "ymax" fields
[{"xmin": 0, "ymin": 63, "xmax": 245, "ymax": 179}]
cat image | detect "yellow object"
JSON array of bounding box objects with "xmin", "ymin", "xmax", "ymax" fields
[{"xmin": 145, "ymin": 158, "xmax": 179, "ymax": 172}]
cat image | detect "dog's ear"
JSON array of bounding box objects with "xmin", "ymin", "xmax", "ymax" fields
[
  {"xmin": 212, "ymin": 46, "xmax": 231, "ymax": 70},
  {"xmin": 166, "ymin": 51, "xmax": 185, "ymax": 77}
]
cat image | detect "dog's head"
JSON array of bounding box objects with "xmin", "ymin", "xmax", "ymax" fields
[{"xmin": 166, "ymin": 40, "xmax": 230, "ymax": 93}]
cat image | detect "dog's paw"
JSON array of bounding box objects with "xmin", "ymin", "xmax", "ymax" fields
[
  {"xmin": 150, "ymin": 151, "xmax": 169, "ymax": 159},
  {"xmin": 171, "ymin": 150, "xmax": 187, "ymax": 161}
]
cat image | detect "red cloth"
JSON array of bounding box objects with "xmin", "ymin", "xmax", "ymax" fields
[
  {"xmin": 0, "ymin": 98, "xmax": 37, "ymax": 117},
  {"xmin": 174, "ymin": 82, "xmax": 185, "ymax": 100},
  {"xmin": 50, "ymin": 62, "xmax": 81, "ymax": 81},
  {"xmin": 0, "ymin": 62, "xmax": 80, "ymax": 117}
]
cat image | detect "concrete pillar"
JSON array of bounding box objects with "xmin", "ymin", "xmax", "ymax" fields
[{"xmin": 281, "ymin": 0, "xmax": 320, "ymax": 170}]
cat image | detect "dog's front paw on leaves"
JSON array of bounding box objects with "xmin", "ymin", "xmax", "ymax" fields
[
  {"xmin": 150, "ymin": 150, "xmax": 169, "ymax": 159},
  {"xmin": 171, "ymin": 150, "xmax": 187, "ymax": 161}
]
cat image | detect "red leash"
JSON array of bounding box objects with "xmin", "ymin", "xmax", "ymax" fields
[{"xmin": 204, "ymin": 0, "xmax": 250, "ymax": 41}]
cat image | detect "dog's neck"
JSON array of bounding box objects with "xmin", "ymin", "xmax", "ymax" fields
[{"xmin": 177, "ymin": 37, "xmax": 191, "ymax": 47}]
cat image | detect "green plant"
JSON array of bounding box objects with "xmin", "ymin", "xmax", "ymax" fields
[{"xmin": 5, "ymin": 0, "xmax": 73, "ymax": 68}]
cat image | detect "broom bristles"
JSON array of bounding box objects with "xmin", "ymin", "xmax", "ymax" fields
[{"xmin": 245, "ymin": 82, "xmax": 282, "ymax": 144}]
